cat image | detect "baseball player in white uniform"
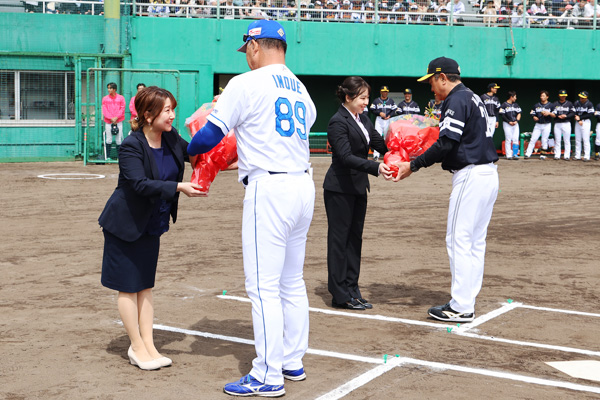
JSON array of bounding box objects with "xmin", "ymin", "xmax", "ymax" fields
[
  {"xmin": 187, "ymin": 20, "xmax": 317, "ymax": 397},
  {"xmin": 550, "ymin": 90, "xmax": 575, "ymax": 160},
  {"xmin": 392, "ymin": 57, "xmax": 499, "ymax": 322},
  {"xmin": 525, "ymin": 90, "xmax": 553, "ymax": 159},
  {"xmin": 499, "ymin": 91, "xmax": 522, "ymax": 159},
  {"xmin": 573, "ymin": 91, "xmax": 594, "ymax": 161}
]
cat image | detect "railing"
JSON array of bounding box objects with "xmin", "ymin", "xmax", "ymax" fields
[{"xmin": 7, "ymin": 0, "xmax": 600, "ymax": 30}]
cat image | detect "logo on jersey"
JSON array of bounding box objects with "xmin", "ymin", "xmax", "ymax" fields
[
  {"xmin": 249, "ymin": 27, "xmax": 262, "ymax": 36},
  {"xmin": 445, "ymin": 109, "xmax": 455, "ymax": 116}
]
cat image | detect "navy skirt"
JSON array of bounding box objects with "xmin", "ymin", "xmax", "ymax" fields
[{"xmin": 101, "ymin": 229, "xmax": 160, "ymax": 293}]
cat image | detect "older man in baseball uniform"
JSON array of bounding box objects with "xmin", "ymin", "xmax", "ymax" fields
[
  {"xmin": 188, "ymin": 20, "xmax": 316, "ymax": 397},
  {"xmin": 391, "ymin": 57, "xmax": 499, "ymax": 322}
]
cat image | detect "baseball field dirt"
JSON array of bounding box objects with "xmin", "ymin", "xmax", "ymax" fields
[{"xmin": 1, "ymin": 156, "xmax": 599, "ymax": 399}]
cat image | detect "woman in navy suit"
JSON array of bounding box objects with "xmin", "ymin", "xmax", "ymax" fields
[
  {"xmin": 99, "ymin": 86, "xmax": 205, "ymax": 370},
  {"xmin": 323, "ymin": 77, "xmax": 392, "ymax": 310}
]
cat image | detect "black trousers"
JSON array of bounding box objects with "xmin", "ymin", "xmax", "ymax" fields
[{"xmin": 324, "ymin": 189, "xmax": 368, "ymax": 304}]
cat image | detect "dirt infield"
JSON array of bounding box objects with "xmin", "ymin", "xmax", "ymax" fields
[{"xmin": 1, "ymin": 157, "xmax": 600, "ymax": 399}]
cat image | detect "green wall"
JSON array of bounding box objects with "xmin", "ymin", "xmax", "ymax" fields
[{"xmin": 2, "ymin": 12, "xmax": 600, "ymax": 161}]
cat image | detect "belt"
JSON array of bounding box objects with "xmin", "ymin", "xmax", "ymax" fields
[{"xmin": 242, "ymin": 169, "xmax": 308, "ymax": 186}]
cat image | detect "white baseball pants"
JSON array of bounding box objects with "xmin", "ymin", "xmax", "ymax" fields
[
  {"xmin": 373, "ymin": 117, "xmax": 389, "ymax": 159},
  {"xmin": 574, "ymin": 119, "xmax": 591, "ymax": 160},
  {"xmin": 104, "ymin": 122, "xmax": 123, "ymax": 145},
  {"xmin": 525, "ymin": 123, "xmax": 551, "ymax": 157},
  {"xmin": 487, "ymin": 116, "xmax": 497, "ymax": 137},
  {"xmin": 596, "ymin": 123, "xmax": 600, "ymax": 146},
  {"xmin": 553, "ymin": 122, "xmax": 572, "ymax": 159},
  {"xmin": 502, "ymin": 122, "xmax": 519, "ymax": 157},
  {"xmin": 447, "ymin": 163, "xmax": 499, "ymax": 314},
  {"xmin": 243, "ymin": 172, "xmax": 315, "ymax": 385}
]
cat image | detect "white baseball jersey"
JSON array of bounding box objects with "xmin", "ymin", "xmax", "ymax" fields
[{"xmin": 207, "ymin": 64, "xmax": 317, "ymax": 182}]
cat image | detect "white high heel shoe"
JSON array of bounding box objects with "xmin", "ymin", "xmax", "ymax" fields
[
  {"xmin": 154, "ymin": 356, "xmax": 172, "ymax": 367},
  {"xmin": 128, "ymin": 346, "xmax": 161, "ymax": 370}
]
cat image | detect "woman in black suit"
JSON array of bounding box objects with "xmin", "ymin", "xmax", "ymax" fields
[
  {"xmin": 323, "ymin": 76, "xmax": 392, "ymax": 310},
  {"xmin": 99, "ymin": 86, "xmax": 205, "ymax": 370}
]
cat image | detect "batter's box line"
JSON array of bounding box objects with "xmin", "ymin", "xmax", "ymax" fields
[
  {"xmin": 216, "ymin": 295, "xmax": 600, "ymax": 358},
  {"xmin": 150, "ymin": 323, "xmax": 600, "ymax": 398}
]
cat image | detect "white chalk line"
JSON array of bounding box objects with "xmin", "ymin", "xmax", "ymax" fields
[
  {"xmin": 37, "ymin": 173, "xmax": 105, "ymax": 180},
  {"xmin": 216, "ymin": 294, "xmax": 455, "ymax": 329},
  {"xmin": 151, "ymin": 323, "xmax": 600, "ymax": 396},
  {"xmin": 315, "ymin": 357, "xmax": 404, "ymax": 400},
  {"xmin": 516, "ymin": 304, "xmax": 600, "ymax": 318},
  {"xmin": 457, "ymin": 301, "xmax": 521, "ymax": 332},
  {"xmin": 217, "ymin": 295, "xmax": 600, "ymax": 358}
]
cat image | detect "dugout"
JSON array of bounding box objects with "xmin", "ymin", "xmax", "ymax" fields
[{"xmin": 2, "ymin": 4, "xmax": 600, "ymax": 162}]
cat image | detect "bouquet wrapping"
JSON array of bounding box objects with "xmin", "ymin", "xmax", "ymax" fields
[
  {"xmin": 383, "ymin": 114, "xmax": 440, "ymax": 177},
  {"xmin": 185, "ymin": 101, "xmax": 237, "ymax": 193}
]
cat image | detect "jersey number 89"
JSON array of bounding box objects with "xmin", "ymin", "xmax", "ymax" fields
[{"xmin": 275, "ymin": 97, "xmax": 307, "ymax": 140}]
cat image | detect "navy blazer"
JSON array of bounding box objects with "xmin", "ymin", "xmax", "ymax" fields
[
  {"xmin": 323, "ymin": 105, "xmax": 388, "ymax": 195},
  {"xmin": 98, "ymin": 128, "xmax": 190, "ymax": 242}
]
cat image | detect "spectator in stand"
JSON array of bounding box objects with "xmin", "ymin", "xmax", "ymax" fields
[
  {"xmin": 407, "ymin": 3, "xmax": 421, "ymax": 22},
  {"xmin": 379, "ymin": 2, "xmax": 390, "ymax": 22},
  {"xmin": 450, "ymin": 0, "xmax": 465, "ymax": 22},
  {"xmin": 436, "ymin": 0, "xmax": 449, "ymax": 11},
  {"xmin": 174, "ymin": 0, "xmax": 197, "ymax": 17},
  {"xmin": 340, "ymin": 0, "xmax": 352, "ymax": 20},
  {"xmin": 324, "ymin": 0, "xmax": 339, "ymax": 20},
  {"xmin": 511, "ymin": 3, "xmax": 526, "ymax": 25},
  {"xmin": 247, "ymin": 0, "xmax": 268, "ymax": 18},
  {"xmin": 389, "ymin": 2, "xmax": 405, "ymax": 22},
  {"xmin": 148, "ymin": 0, "xmax": 170, "ymax": 16},
  {"xmin": 365, "ymin": 1, "xmax": 375, "ymax": 21},
  {"xmin": 352, "ymin": 1, "xmax": 366, "ymax": 22},
  {"xmin": 438, "ymin": 6, "xmax": 450, "ymax": 23},
  {"xmin": 483, "ymin": 0, "xmax": 498, "ymax": 24},
  {"xmin": 299, "ymin": 1, "xmax": 311, "ymax": 19},
  {"xmin": 313, "ymin": 0, "xmax": 325, "ymax": 20},
  {"xmin": 423, "ymin": 4, "xmax": 439, "ymax": 22},
  {"xmin": 102, "ymin": 82, "xmax": 126, "ymax": 159},
  {"xmin": 129, "ymin": 83, "xmax": 146, "ymax": 120}
]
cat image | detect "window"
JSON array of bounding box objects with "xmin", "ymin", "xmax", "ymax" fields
[{"xmin": 0, "ymin": 71, "xmax": 78, "ymax": 123}]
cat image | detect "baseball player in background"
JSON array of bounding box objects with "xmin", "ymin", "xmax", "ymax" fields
[
  {"xmin": 369, "ymin": 85, "xmax": 397, "ymax": 160},
  {"xmin": 480, "ymin": 83, "xmax": 500, "ymax": 136},
  {"xmin": 573, "ymin": 91, "xmax": 594, "ymax": 161},
  {"xmin": 187, "ymin": 20, "xmax": 316, "ymax": 397},
  {"xmin": 426, "ymin": 93, "xmax": 443, "ymax": 119},
  {"xmin": 550, "ymin": 89, "xmax": 575, "ymax": 160},
  {"xmin": 595, "ymin": 100, "xmax": 600, "ymax": 160},
  {"xmin": 525, "ymin": 90, "xmax": 553, "ymax": 159},
  {"xmin": 391, "ymin": 57, "xmax": 499, "ymax": 322},
  {"xmin": 396, "ymin": 88, "xmax": 421, "ymax": 115},
  {"xmin": 499, "ymin": 91, "xmax": 522, "ymax": 159}
]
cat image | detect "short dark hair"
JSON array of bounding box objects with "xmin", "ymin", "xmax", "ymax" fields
[
  {"xmin": 508, "ymin": 90, "xmax": 517, "ymax": 98},
  {"xmin": 107, "ymin": 82, "xmax": 117, "ymax": 90},
  {"xmin": 336, "ymin": 76, "xmax": 371, "ymax": 103},
  {"xmin": 256, "ymin": 38, "xmax": 287, "ymax": 54},
  {"xmin": 540, "ymin": 90, "xmax": 549, "ymax": 97},
  {"xmin": 136, "ymin": 83, "xmax": 147, "ymax": 89},
  {"xmin": 433, "ymin": 73, "xmax": 461, "ymax": 83}
]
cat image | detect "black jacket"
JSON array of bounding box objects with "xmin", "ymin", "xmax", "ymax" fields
[
  {"xmin": 323, "ymin": 105, "xmax": 388, "ymax": 195},
  {"xmin": 98, "ymin": 128, "xmax": 190, "ymax": 242}
]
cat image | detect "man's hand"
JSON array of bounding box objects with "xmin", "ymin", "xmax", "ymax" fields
[
  {"xmin": 111, "ymin": 117, "xmax": 118, "ymax": 124},
  {"xmin": 533, "ymin": 116, "xmax": 539, "ymax": 122},
  {"xmin": 380, "ymin": 112, "xmax": 386, "ymax": 118},
  {"xmin": 495, "ymin": 121, "xmax": 499, "ymax": 128},
  {"xmin": 559, "ymin": 114, "xmax": 566, "ymax": 119},
  {"xmin": 392, "ymin": 162, "xmax": 412, "ymax": 182}
]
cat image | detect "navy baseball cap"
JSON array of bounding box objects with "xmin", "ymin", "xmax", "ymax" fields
[
  {"xmin": 404, "ymin": 88, "xmax": 412, "ymax": 94},
  {"xmin": 380, "ymin": 85, "xmax": 390, "ymax": 92},
  {"xmin": 417, "ymin": 57, "xmax": 461, "ymax": 82},
  {"xmin": 558, "ymin": 89, "xmax": 568, "ymax": 96},
  {"xmin": 487, "ymin": 83, "xmax": 500, "ymax": 90},
  {"xmin": 578, "ymin": 91, "xmax": 589, "ymax": 98},
  {"xmin": 238, "ymin": 20, "xmax": 287, "ymax": 53}
]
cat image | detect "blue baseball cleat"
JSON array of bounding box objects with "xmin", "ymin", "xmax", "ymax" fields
[
  {"xmin": 223, "ymin": 374, "xmax": 285, "ymax": 397},
  {"xmin": 282, "ymin": 367, "xmax": 306, "ymax": 381}
]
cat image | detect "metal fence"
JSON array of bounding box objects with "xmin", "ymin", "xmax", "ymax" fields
[{"xmin": 4, "ymin": 0, "xmax": 600, "ymax": 30}]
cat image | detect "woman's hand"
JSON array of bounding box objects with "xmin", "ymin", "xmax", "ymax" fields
[
  {"xmin": 177, "ymin": 182, "xmax": 208, "ymax": 197},
  {"xmin": 379, "ymin": 162, "xmax": 394, "ymax": 180}
]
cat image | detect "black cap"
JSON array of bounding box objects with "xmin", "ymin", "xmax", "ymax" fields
[
  {"xmin": 487, "ymin": 83, "xmax": 500, "ymax": 90},
  {"xmin": 404, "ymin": 88, "xmax": 412, "ymax": 94},
  {"xmin": 558, "ymin": 89, "xmax": 568, "ymax": 96},
  {"xmin": 380, "ymin": 85, "xmax": 389, "ymax": 92},
  {"xmin": 417, "ymin": 57, "xmax": 461, "ymax": 82},
  {"xmin": 578, "ymin": 91, "xmax": 589, "ymax": 98}
]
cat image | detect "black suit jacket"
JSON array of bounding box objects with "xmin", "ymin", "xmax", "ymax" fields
[
  {"xmin": 98, "ymin": 128, "xmax": 190, "ymax": 242},
  {"xmin": 323, "ymin": 105, "xmax": 388, "ymax": 195}
]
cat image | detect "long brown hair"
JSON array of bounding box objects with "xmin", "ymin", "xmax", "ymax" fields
[{"xmin": 130, "ymin": 86, "xmax": 177, "ymax": 131}]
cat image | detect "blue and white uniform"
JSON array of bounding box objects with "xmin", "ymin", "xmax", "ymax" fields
[
  {"xmin": 573, "ymin": 99, "xmax": 594, "ymax": 160},
  {"xmin": 396, "ymin": 100, "xmax": 421, "ymax": 115},
  {"xmin": 499, "ymin": 101, "xmax": 522, "ymax": 158},
  {"xmin": 552, "ymin": 100, "xmax": 575, "ymax": 160},
  {"xmin": 480, "ymin": 93, "xmax": 500, "ymax": 136},
  {"xmin": 411, "ymin": 83, "xmax": 499, "ymax": 315},
  {"xmin": 190, "ymin": 63, "xmax": 317, "ymax": 387},
  {"xmin": 525, "ymin": 101, "xmax": 553, "ymax": 157}
]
